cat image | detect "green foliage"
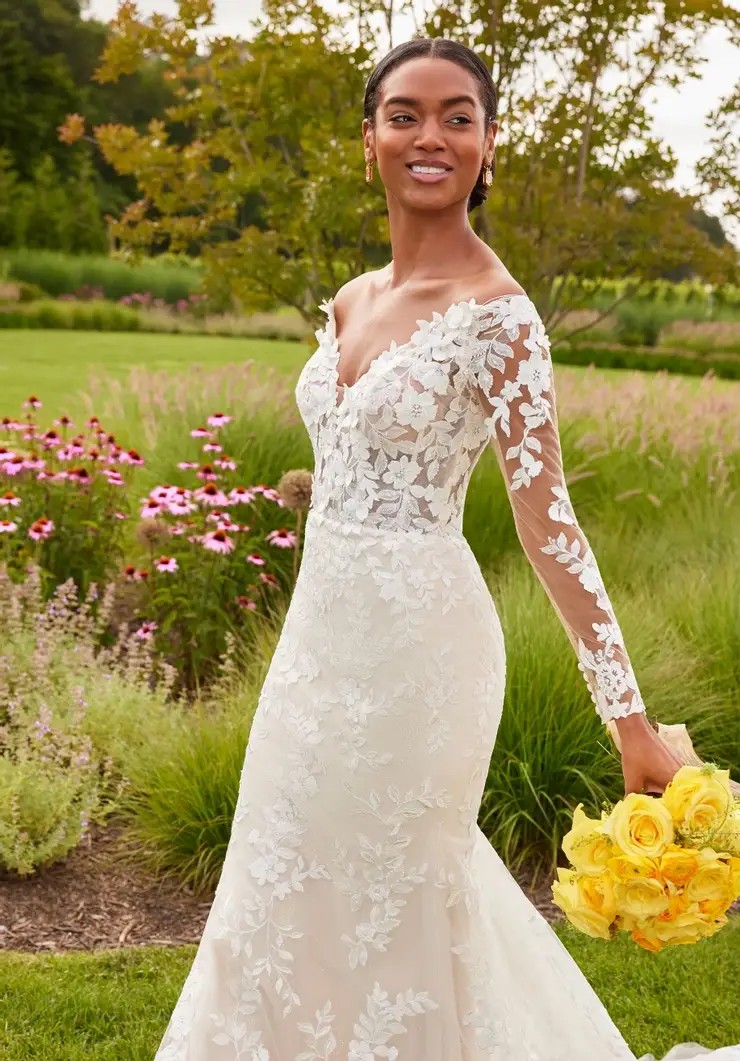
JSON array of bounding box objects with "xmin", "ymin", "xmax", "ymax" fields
[
  {"xmin": 0, "ymin": 248, "xmax": 201, "ymax": 301},
  {"xmin": 0, "ymin": 565, "xmax": 181, "ymax": 875},
  {"xmin": 82, "ymin": 0, "xmax": 738, "ymax": 327},
  {"xmin": 0, "ymin": 0, "xmax": 176, "ymax": 248},
  {"xmin": 0, "ymin": 299, "xmax": 143, "ymax": 331}
]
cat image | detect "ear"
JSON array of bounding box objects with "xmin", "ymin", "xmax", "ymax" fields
[
  {"xmin": 362, "ymin": 118, "xmax": 375, "ymax": 162},
  {"xmin": 486, "ymin": 120, "xmax": 499, "ymax": 162}
]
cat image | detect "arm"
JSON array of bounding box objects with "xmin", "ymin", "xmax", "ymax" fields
[{"xmin": 466, "ymin": 293, "xmax": 647, "ymax": 726}]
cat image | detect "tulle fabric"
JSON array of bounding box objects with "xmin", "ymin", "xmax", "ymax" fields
[{"xmin": 153, "ymin": 290, "xmax": 739, "ymax": 1059}]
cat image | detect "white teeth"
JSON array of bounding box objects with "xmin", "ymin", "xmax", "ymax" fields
[{"xmin": 410, "ymin": 165, "xmax": 449, "ymax": 174}]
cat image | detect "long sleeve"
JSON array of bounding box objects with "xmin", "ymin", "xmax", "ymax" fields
[{"xmin": 466, "ymin": 293, "xmax": 647, "ymax": 724}]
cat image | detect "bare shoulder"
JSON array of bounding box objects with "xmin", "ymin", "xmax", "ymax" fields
[
  {"xmin": 332, "ymin": 268, "xmax": 387, "ymax": 320},
  {"xmin": 464, "ymin": 266, "xmax": 527, "ymax": 305}
]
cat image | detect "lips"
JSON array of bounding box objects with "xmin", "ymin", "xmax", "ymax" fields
[{"xmin": 406, "ymin": 161, "xmax": 453, "ymax": 171}]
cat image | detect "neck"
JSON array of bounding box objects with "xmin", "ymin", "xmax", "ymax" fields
[{"xmin": 384, "ymin": 196, "xmax": 488, "ymax": 288}]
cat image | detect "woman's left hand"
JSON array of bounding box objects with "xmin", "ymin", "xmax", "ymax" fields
[{"xmin": 614, "ymin": 713, "xmax": 690, "ymax": 796}]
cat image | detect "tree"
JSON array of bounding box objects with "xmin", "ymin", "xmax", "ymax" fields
[{"xmin": 68, "ymin": 0, "xmax": 738, "ymax": 327}]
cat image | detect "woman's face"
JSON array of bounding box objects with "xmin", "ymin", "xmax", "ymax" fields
[{"xmin": 363, "ymin": 56, "xmax": 497, "ymax": 211}]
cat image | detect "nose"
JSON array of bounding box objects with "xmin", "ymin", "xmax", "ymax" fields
[{"xmin": 413, "ymin": 117, "xmax": 447, "ymax": 151}]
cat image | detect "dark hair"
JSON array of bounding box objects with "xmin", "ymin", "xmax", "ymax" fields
[{"xmin": 363, "ymin": 38, "xmax": 498, "ymax": 213}]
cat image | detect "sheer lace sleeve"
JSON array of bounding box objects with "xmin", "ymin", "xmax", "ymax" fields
[{"xmin": 467, "ymin": 293, "xmax": 647, "ymax": 724}]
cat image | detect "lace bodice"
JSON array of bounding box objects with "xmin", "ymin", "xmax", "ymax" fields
[{"xmin": 294, "ymin": 291, "xmax": 647, "ymax": 724}]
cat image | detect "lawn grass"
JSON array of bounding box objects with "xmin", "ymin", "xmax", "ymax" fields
[
  {"xmin": 0, "ymin": 329, "xmax": 309, "ymax": 419},
  {"xmin": 1, "ymin": 919, "xmax": 738, "ymax": 1059},
  {"xmin": 2, "ymin": 327, "xmax": 735, "ymax": 423}
]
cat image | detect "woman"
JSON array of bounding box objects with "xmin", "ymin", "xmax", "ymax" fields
[{"xmin": 155, "ymin": 37, "xmax": 739, "ymax": 1061}]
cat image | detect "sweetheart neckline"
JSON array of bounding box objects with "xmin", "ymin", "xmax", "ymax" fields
[{"xmin": 321, "ymin": 291, "xmax": 526, "ymax": 410}]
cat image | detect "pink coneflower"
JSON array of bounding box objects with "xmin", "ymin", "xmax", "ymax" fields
[
  {"xmin": 190, "ymin": 426, "xmax": 211, "ymax": 439},
  {"xmin": 51, "ymin": 470, "xmax": 69, "ymax": 482},
  {"xmin": 207, "ymin": 412, "xmax": 232, "ymax": 428},
  {"xmin": 114, "ymin": 511, "xmax": 127, "ymax": 520},
  {"xmin": 263, "ymin": 487, "xmax": 282, "ymax": 502},
  {"xmin": 103, "ymin": 469, "xmax": 124, "ymax": 486},
  {"xmin": 141, "ymin": 498, "xmax": 163, "ymax": 519},
  {"xmin": 236, "ymin": 595, "xmax": 257, "ymax": 610},
  {"xmin": 1, "ymin": 419, "xmax": 22, "ymax": 432},
  {"xmin": 246, "ymin": 552, "xmax": 266, "ymax": 566},
  {"xmin": 23, "ymin": 396, "xmax": 42, "ymax": 409},
  {"xmin": 0, "ymin": 519, "xmax": 18, "ymax": 533},
  {"xmin": 229, "ymin": 486, "xmax": 254, "ymax": 504},
  {"xmin": 87, "ymin": 416, "xmax": 100, "ymax": 429},
  {"xmin": 68, "ymin": 466, "xmax": 91, "ymax": 484},
  {"xmin": 41, "ymin": 429, "xmax": 61, "ymax": 449},
  {"xmin": 196, "ymin": 463, "xmax": 218, "ymax": 482},
  {"xmin": 123, "ymin": 565, "xmax": 137, "ymax": 580},
  {"xmin": 134, "ymin": 569, "xmax": 149, "ymax": 581},
  {"xmin": 206, "ymin": 508, "xmax": 229, "ymax": 524},
  {"xmin": 88, "ymin": 447, "xmax": 101, "ymax": 462},
  {"xmin": 23, "ymin": 455, "xmax": 46, "ymax": 472},
  {"xmin": 58, "ymin": 441, "xmax": 85, "ymax": 460},
  {"xmin": 0, "ymin": 447, "xmax": 15, "ymax": 460},
  {"xmin": 0, "ymin": 492, "xmax": 20, "ymax": 507},
  {"xmin": 3, "ymin": 456, "xmax": 25, "ymax": 476},
  {"xmin": 119, "ymin": 448, "xmax": 144, "ymax": 467},
  {"xmin": 266, "ymin": 528, "xmax": 297, "ymax": 548},
  {"xmin": 203, "ymin": 529, "xmax": 234, "ymax": 554},
  {"xmin": 259, "ymin": 571, "xmax": 279, "ymax": 587},
  {"xmin": 28, "ymin": 518, "xmax": 54, "ymax": 541},
  {"xmin": 55, "ymin": 415, "xmax": 74, "ymax": 429},
  {"xmin": 203, "ymin": 442, "xmax": 223, "ymax": 453},
  {"xmin": 177, "ymin": 461, "xmax": 199, "ymax": 471},
  {"xmin": 135, "ymin": 621, "xmax": 158, "ymax": 640},
  {"xmin": 215, "ymin": 455, "xmax": 237, "ymax": 471},
  {"xmin": 168, "ymin": 497, "xmax": 196, "ymax": 516},
  {"xmin": 194, "ymin": 483, "xmax": 229, "ymax": 507},
  {"xmin": 151, "ymin": 485, "xmax": 174, "ymax": 503},
  {"xmin": 155, "ymin": 556, "xmax": 178, "ymax": 573}
]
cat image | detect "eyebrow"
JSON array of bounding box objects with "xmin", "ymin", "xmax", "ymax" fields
[{"xmin": 382, "ymin": 94, "xmax": 478, "ymax": 109}]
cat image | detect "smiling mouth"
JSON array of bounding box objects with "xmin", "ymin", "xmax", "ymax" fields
[{"xmin": 406, "ymin": 164, "xmax": 452, "ymax": 174}]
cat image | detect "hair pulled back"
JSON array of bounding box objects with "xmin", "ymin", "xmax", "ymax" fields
[{"xmin": 363, "ymin": 38, "xmax": 498, "ymax": 213}]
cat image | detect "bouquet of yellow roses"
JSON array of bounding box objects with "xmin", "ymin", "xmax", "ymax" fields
[{"xmin": 552, "ymin": 764, "xmax": 740, "ymax": 952}]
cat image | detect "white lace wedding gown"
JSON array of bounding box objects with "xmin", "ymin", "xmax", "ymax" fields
[{"xmin": 154, "ymin": 292, "xmax": 739, "ymax": 1060}]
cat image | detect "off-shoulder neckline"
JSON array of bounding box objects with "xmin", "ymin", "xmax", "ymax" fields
[{"xmin": 319, "ymin": 290, "xmax": 532, "ymax": 402}]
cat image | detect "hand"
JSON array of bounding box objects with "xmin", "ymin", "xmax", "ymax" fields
[{"xmin": 613, "ymin": 713, "xmax": 691, "ymax": 796}]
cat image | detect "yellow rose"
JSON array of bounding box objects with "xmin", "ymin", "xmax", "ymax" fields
[
  {"xmin": 659, "ymin": 845, "xmax": 701, "ymax": 888},
  {"xmin": 657, "ymin": 891, "xmax": 694, "ymax": 920},
  {"xmin": 608, "ymin": 852, "xmax": 660, "ymax": 884},
  {"xmin": 605, "ymin": 793, "xmax": 674, "ymax": 859},
  {"xmin": 712, "ymin": 809, "xmax": 740, "ymax": 857},
  {"xmin": 630, "ymin": 925, "xmax": 664, "ymax": 953},
  {"xmin": 698, "ymin": 897, "xmax": 733, "ymax": 919},
  {"xmin": 651, "ymin": 910, "xmax": 709, "ymax": 946},
  {"xmin": 552, "ymin": 867, "xmax": 615, "ymax": 941},
  {"xmin": 685, "ymin": 855, "xmax": 731, "ymax": 904},
  {"xmin": 662, "ymin": 766, "xmax": 733, "ymax": 839},
  {"xmin": 729, "ymin": 856, "xmax": 740, "ymax": 901},
  {"xmin": 614, "ymin": 876, "xmax": 669, "ymax": 919},
  {"xmin": 562, "ymin": 804, "xmax": 614, "ymax": 875}
]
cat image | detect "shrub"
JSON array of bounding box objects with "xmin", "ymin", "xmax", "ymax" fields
[
  {"xmin": 0, "ymin": 249, "xmax": 201, "ymax": 303},
  {"xmin": 0, "ymin": 565, "xmax": 181, "ymax": 875}
]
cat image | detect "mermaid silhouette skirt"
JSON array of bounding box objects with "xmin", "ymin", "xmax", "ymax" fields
[{"xmin": 152, "ymin": 511, "xmax": 738, "ymax": 1060}]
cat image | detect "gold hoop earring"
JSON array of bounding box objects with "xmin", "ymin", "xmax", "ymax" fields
[
  {"xmin": 482, "ymin": 163, "xmax": 493, "ymax": 188},
  {"xmin": 365, "ymin": 159, "xmax": 374, "ymax": 183}
]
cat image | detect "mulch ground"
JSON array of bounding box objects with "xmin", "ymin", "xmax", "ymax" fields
[{"xmin": 0, "ymin": 822, "xmax": 563, "ymax": 954}]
